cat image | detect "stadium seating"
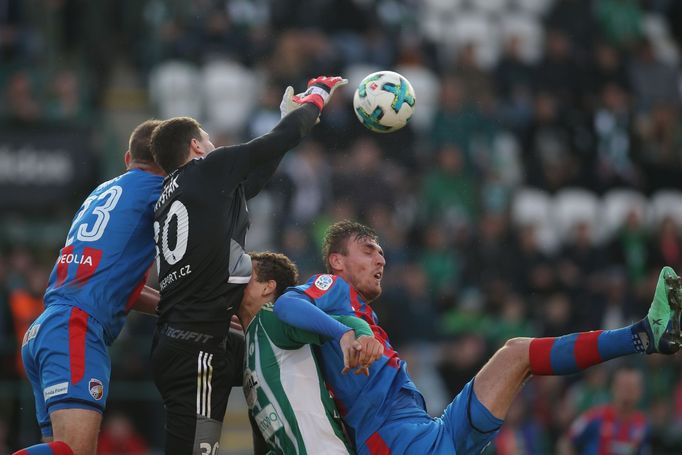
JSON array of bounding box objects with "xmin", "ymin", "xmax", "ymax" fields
[{"xmin": 148, "ymin": 61, "xmax": 202, "ymax": 120}]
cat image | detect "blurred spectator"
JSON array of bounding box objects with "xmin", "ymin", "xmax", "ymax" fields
[
  {"xmin": 533, "ymin": 29, "xmax": 583, "ymax": 110},
  {"xmin": 462, "ymin": 212, "xmax": 514, "ymax": 294},
  {"xmin": 365, "ymin": 203, "xmax": 410, "ymax": 267},
  {"xmin": 280, "ymin": 226, "xmax": 319, "ymax": 279},
  {"xmin": 437, "ymin": 333, "xmax": 488, "ymax": 397},
  {"xmin": 538, "ymin": 292, "xmax": 575, "ymax": 336},
  {"xmin": 628, "ymin": 39, "xmax": 681, "ymax": 115},
  {"xmin": 609, "ymin": 210, "xmax": 650, "ymax": 286},
  {"xmin": 559, "ymin": 366, "xmax": 650, "ymax": 455},
  {"xmin": 98, "ymin": 412, "xmax": 149, "ymax": 455},
  {"xmin": 449, "ymin": 43, "xmax": 494, "ymax": 109},
  {"xmin": 487, "ymin": 293, "xmax": 535, "ymax": 347},
  {"xmin": 647, "ymin": 216, "xmax": 682, "ymax": 272},
  {"xmin": 595, "ymin": 0, "xmax": 644, "ymax": 50},
  {"xmin": 378, "ymin": 262, "xmax": 437, "ymax": 349},
  {"xmin": 490, "ymin": 394, "xmax": 548, "ymax": 455},
  {"xmin": 45, "ymin": 68, "xmax": 90, "ymax": 124},
  {"xmin": 511, "ymin": 224, "xmax": 557, "ymax": 298},
  {"xmin": 0, "ymin": 0, "xmax": 34, "ymax": 62},
  {"xmin": 2, "ymin": 70, "xmax": 42, "ymax": 123},
  {"xmin": 593, "ymin": 83, "xmax": 639, "ymax": 190},
  {"xmin": 556, "ymin": 222, "xmax": 606, "ymax": 325},
  {"xmin": 636, "ymin": 103, "xmax": 682, "ymax": 190},
  {"xmin": 565, "ymin": 367, "xmax": 611, "ymax": 416},
  {"xmin": 282, "ymin": 140, "xmax": 332, "ymax": 225},
  {"xmin": 494, "ymin": 37, "xmax": 535, "ymax": 134},
  {"xmin": 332, "ymin": 137, "xmax": 395, "ymax": 219},
  {"xmin": 545, "ymin": 0, "xmax": 597, "ymax": 62},
  {"xmin": 245, "ymin": 81, "xmax": 281, "ymax": 138},
  {"xmin": 585, "ymin": 42, "xmax": 630, "ymax": 106},
  {"xmin": 522, "ymin": 92, "xmax": 578, "ymax": 190},
  {"xmin": 8, "ymin": 265, "xmax": 47, "ymax": 376},
  {"xmin": 419, "ymin": 144, "xmax": 478, "ymax": 228},
  {"xmin": 430, "ymin": 76, "xmax": 493, "ymax": 156},
  {"xmin": 418, "ymin": 223, "xmax": 460, "ymax": 299}
]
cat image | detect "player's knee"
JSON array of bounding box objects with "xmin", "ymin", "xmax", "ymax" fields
[{"xmin": 501, "ymin": 337, "xmax": 531, "ymax": 360}]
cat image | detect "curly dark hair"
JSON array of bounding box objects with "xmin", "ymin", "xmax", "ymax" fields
[
  {"xmin": 250, "ymin": 252, "xmax": 299, "ymax": 298},
  {"xmin": 150, "ymin": 116, "xmax": 203, "ymax": 174},
  {"xmin": 321, "ymin": 220, "xmax": 378, "ymax": 273}
]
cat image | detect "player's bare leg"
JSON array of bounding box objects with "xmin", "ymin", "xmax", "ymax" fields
[
  {"xmin": 50, "ymin": 409, "xmax": 101, "ymax": 455},
  {"xmin": 473, "ymin": 266, "xmax": 682, "ymax": 421},
  {"xmin": 473, "ymin": 337, "xmax": 532, "ymax": 419}
]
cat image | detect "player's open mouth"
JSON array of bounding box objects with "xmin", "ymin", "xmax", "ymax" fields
[{"xmin": 374, "ymin": 272, "xmax": 382, "ymax": 280}]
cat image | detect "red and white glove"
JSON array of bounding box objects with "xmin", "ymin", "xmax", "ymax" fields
[
  {"xmin": 293, "ymin": 75, "xmax": 348, "ymax": 110},
  {"xmin": 280, "ymin": 76, "xmax": 348, "ymax": 119}
]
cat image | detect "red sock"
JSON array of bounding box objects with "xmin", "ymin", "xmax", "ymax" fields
[{"xmin": 12, "ymin": 441, "xmax": 74, "ymax": 455}]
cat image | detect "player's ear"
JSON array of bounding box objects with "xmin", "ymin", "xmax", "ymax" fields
[
  {"xmin": 328, "ymin": 253, "xmax": 344, "ymax": 273},
  {"xmin": 190, "ymin": 138, "xmax": 205, "ymax": 157},
  {"xmin": 263, "ymin": 279, "xmax": 277, "ymax": 297},
  {"xmin": 124, "ymin": 150, "xmax": 132, "ymax": 168}
]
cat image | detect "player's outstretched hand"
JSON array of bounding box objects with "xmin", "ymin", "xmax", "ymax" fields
[
  {"xmin": 339, "ymin": 329, "xmax": 363, "ymax": 374},
  {"xmin": 279, "ymin": 86, "xmax": 300, "ymax": 119},
  {"xmin": 353, "ymin": 336, "xmax": 384, "ymax": 376},
  {"xmin": 292, "ymin": 75, "xmax": 348, "ymax": 112}
]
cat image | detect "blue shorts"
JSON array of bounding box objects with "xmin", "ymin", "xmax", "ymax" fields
[
  {"xmin": 359, "ymin": 380, "xmax": 503, "ymax": 454},
  {"xmin": 21, "ymin": 304, "xmax": 111, "ymax": 437}
]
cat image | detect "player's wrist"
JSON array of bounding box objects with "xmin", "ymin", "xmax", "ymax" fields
[
  {"xmin": 336, "ymin": 327, "xmax": 354, "ymax": 341},
  {"xmin": 293, "ymin": 92, "xmax": 326, "ymax": 111}
]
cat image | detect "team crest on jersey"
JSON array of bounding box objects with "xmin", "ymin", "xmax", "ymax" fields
[
  {"xmin": 89, "ymin": 378, "xmax": 104, "ymax": 400},
  {"xmin": 314, "ymin": 274, "xmax": 334, "ymax": 291},
  {"xmin": 22, "ymin": 323, "xmax": 40, "ymax": 346}
]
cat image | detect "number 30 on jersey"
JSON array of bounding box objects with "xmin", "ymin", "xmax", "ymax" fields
[{"xmin": 154, "ymin": 200, "xmax": 190, "ymax": 271}]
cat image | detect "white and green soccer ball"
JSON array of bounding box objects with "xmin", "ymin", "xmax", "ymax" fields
[{"xmin": 352, "ymin": 71, "xmax": 416, "ymax": 133}]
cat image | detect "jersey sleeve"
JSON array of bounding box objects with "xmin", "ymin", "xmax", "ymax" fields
[
  {"xmin": 273, "ymin": 292, "xmax": 351, "ymax": 340},
  {"xmin": 292, "ymin": 274, "xmax": 356, "ymax": 316},
  {"xmin": 334, "ymin": 315, "xmax": 373, "ymax": 337},
  {"xmin": 201, "ymin": 104, "xmax": 319, "ymax": 194},
  {"xmin": 283, "ymin": 315, "xmax": 373, "ymax": 346},
  {"xmin": 282, "ymin": 324, "xmax": 328, "ymax": 347}
]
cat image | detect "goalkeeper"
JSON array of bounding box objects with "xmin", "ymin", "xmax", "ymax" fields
[{"xmin": 149, "ymin": 76, "xmax": 347, "ymax": 455}]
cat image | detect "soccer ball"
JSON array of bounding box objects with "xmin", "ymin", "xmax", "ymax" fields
[{"xmin": 353, "ymin": 71, "xmax": 416, "ymax": 133}]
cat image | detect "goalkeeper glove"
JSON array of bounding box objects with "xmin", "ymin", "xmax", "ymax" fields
[
  {"xmin": 293, "ymin": 75, "xmax": 348, "ymax": 110},
  {"xmin": 280, "ymin": 75, "xmax": 348, "ymax": 118}
]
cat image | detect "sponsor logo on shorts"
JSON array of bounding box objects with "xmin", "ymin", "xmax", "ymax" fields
[
  {"xmin": 89, "ymin": 378, "xmax": 104, "ymax": 400},
  {"xmin": 43, "ymin": 382, "xmax": 69, "ymax": 401},
  {"xmin": 22, "ymin": 323, "xmax": 40, "ymax": 346},
  {"xmin": 255, "ymin": 404, "xmax": 283, "ymax": 440},
  {"xmin": 162, "ymin": 325, "xmax": 214, "ymax": 344},
  {"xmin": 314, "ymin": 274, "xmax": 334, "ymax": 291}
]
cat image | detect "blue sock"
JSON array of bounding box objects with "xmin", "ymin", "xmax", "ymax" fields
[{"xmin": 530, "ymin": 325, "xmax": 643, "ymax": 375}]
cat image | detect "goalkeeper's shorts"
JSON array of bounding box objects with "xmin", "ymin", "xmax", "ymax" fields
[{"xmin": 151, "ymin": 324, "xmax": 244, "ymax": 455}]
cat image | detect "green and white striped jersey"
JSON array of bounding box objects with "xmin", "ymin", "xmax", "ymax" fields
[{"xmin": 243, "ymin": 302, "xmax": 372, "ymax": 455}]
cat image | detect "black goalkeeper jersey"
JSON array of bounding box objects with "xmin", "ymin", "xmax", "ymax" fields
[{"xmin": 153, "ymin": 104, "xmax": 319, "ymax": 339}]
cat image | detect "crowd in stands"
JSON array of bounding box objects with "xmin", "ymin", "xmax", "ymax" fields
[{"xmin": 2, "ymin": 0, "xmax": 682, "ymax": 452}]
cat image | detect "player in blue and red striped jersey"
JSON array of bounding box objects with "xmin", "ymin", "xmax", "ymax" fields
[
  {"xmin": 14, "ymin": 120, "xmax": 165, "ymax": 455},
  {"xmin": 561, "ymin": 366, "xmax": 650, "ymax": 455},
  {"xmin": 273, "ymin": 220, "xmax": 682, "ymax": 455}
]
